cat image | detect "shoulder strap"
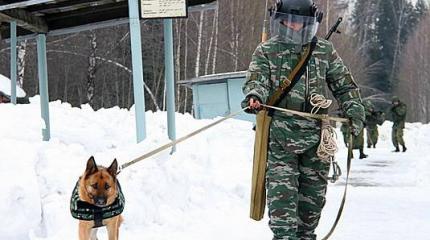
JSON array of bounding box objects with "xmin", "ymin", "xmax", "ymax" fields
[{"xmin": 267, "ymin": 37, "xmax": 318, "ymax": 110}]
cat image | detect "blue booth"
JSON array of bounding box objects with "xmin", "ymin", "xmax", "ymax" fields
[{"xmin": 179, "ymin": 71, "xmax": 254, "ymax": 122}]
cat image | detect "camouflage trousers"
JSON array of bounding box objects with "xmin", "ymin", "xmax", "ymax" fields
[
  {"xmin": 392, "ymin": 127, "xmax": 405, "ymax": 148},
  {"xmin": 342, "ymin": 128, "xmax": 364, "ymax": 149},
  {"xmin": 366, "ymin": 126, "xmax": 378, "ymax": 147},
  {"xmin": 266, "ymin": 128, "xmax": 330, "ymax": 240}
]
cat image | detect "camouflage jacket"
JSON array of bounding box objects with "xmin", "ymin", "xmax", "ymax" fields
[
  {"xmin": 242, "ymin": 37, "xmax": 365, "ymax": 152},
  {"xmin": 366, "ymin": 111, "xmax": 385, "ymax": 128},
  {"xmin": 390, "ymin": 102, "xmax": 407, "ymax": 129}
]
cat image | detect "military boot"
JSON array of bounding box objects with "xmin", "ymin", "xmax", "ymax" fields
[
  {"xmin": 393, "ymin": 147, "xmax": 400, "ymax": 152},
  {"xmin": 359, "ymin": 148, "xmax": 368, "ymax": 159},
  {"xmin": 402, "ymin": 145, "xmax": 407, "ymax": 152}
]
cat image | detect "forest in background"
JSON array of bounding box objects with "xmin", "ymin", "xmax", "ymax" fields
[{"xmin": 0, "ymin": 0, "xmax": 429, "ymax": 122}]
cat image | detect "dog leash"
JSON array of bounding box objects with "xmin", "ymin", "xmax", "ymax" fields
[
  {"xmin": 119, "ymin": 104, "xmax": 348, "ymax": 173},
  {"xmin": 260, "ymin": 104, "xmax": 349, "ymax": 123},
  {"xmin": 119, "ymin": 103, "xmax": 353, "ymax": 239},
  {"xmin": 117, "ymin": 107, "xmax": 250, "ymax": 173}
]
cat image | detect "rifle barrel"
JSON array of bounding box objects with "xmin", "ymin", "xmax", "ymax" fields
[{"xmin": 325, "ymin": 17, "xmax": 343, "ymax": 40}]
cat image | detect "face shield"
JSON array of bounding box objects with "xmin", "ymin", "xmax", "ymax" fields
[{"xmin": 270, "ymin": 12, "xmax": 319, "ymax": 45}]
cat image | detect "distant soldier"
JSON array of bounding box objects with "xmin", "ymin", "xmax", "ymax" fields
[
  {"xmin": 390, "ymin": 96, "xmax": 407, "ymax": 152},
  {"xmin": 363, "ymin": 100, "xmax": 385, "ymax": 148},
  {"xmin": 340, "ymin": 122, "xmax": 350, "ymax": 147},
  {"xmin": 340, "ymin": 122, "xmax": 367, "ymax": 159}
]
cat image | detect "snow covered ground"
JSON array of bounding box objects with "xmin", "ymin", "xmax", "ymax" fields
[
  {"xmin": 0, "ymin": 98, "xmax": 429, "ymax": 240},
  {"xmin": 0, "ymin": 74, "xmax": 26, "ymax": 97}
]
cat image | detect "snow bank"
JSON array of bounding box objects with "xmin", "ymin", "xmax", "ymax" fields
[
  {"xmin": 0, "ymin": 74, "xmax": 26, "ymax": 98},
  {"xmin": 0, "ymin": 98, "xmax": 429, "ymax": 240}
]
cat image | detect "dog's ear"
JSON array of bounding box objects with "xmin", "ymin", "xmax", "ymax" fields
[
  {"xmin": 107, "ymin": 159, "xmax": 118, "ymax": 177},
  {"xmin": 85, "ymin": 156, "xmax": 98, "ymax": 176}
]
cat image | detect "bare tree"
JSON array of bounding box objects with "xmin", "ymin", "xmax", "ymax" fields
[
  {"xmin": 397, "ymin": 13, "xmax": 430, "ymax": 123},
  {"xmin": 195, "ymin": 10, "xmax": 205, "ymax": 78},
  {"xmin": 87, "ymin": 30, "xmax": 97, "ymax": 104},
  {"xmin": 17, "ymin": 40, "xmax": 27, "ymax": 87}
]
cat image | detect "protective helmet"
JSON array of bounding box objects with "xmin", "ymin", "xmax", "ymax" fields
[
  {"xmin": 392, "ymin": 96, "xmax": 400, "ymax": 104},
  {"xmin": 270, "ymin": 0, "xmax": 322, "ymax": 45},
  {"xmin": 274, "ymin": 0, "xmax": 316, "ymax": 17}
]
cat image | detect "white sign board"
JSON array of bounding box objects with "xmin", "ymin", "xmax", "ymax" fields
[{"xmin": 140, "ymin": 0, "xmax": 188, "ymax": 19}]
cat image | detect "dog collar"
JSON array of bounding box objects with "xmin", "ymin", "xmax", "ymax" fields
[{"xmin": 70, "ymin": 180, "xmax": 125, "ymax": 228}]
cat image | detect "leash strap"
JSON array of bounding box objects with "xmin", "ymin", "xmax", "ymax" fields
[
  {"xmin": 119, "ymin": 107, "xmax": 250, "ymax": 172},
  {"xmin": 320, "ymin": 131, "xmax": 353, "ymax": 240},
  {"xmin": 261, "ymin": 104, "xmax": 349, "ymax": 123}
]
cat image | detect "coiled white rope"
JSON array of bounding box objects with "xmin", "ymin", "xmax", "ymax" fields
[
  {"xmin": 318, "ymin": 121, "xmax": 339, "ymax": 162},
  {"xmin": 310, "ymin": 93, "xmax": 333, "ymax": 115},
  {"xmin": 309, "ymin": 94, "xmax": 338, "ymax": 162}
]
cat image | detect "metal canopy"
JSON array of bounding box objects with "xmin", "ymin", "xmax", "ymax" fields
[
  {"xmin": 1, "ymin": 0, "xmax": 217, "ymax": 143},
  {"xmin": 0, "ymin": 0, "xmax": 216, "ymax": 39},
  {"xmin": 178, "ymin": 71, "xmax": 247, "ymax": 87}
]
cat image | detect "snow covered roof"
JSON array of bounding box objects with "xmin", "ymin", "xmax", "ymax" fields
[
  {"xmin": 178, "ymin": 71, "xmax": 247, "ymax": 86},
  {"xmin": 0, "ymin": 74, "xmax": 26, "ymax": 98}
]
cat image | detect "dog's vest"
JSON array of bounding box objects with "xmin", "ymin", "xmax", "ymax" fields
[{"xmin": 70, "ymin": 180, "xmax": 125, "ymax": 228}]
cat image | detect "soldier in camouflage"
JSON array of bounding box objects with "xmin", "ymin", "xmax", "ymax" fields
[
  {"xmin": 242, "ymin": 0, "xmax": 365, "ymax": 239},
  {"xmin": 390, "ymin": 96, "xmax": 407, "ymax": 152},
  {"xmin": 340, "ymin": 122, "xmax": 367, "ymax": 159},
  {"xmin": 363, "ymin": 100, "xmax": 385, "ymax": 148},
  {"xmin": 340, "ymin": 122, "xmax": 350, "ymax": 147}
]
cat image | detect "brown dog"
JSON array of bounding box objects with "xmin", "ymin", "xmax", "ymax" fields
[{"xmin": 71, "ymin": 156, "xmax": 124, "ymax": 240}]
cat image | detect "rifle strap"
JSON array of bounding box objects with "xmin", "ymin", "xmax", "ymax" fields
[{"xmin": 267, "ymin": 37, "xmax": 318, "ymax": 110}]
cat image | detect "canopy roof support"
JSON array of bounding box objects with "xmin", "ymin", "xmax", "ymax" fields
[
  {"xmin": 164, "ymin": 19, "xmax": 176, "ymax": 152},
  {"xmin": 10, "ymin": 21, "xmax": 17, "ymax": 104},
  {"xmin": 36, "ymin": 33, "xmax": 50, "ymax": 141},
  {"xmin": 128, "ymin": 0, "xmax": 146, "ymax": 142}
]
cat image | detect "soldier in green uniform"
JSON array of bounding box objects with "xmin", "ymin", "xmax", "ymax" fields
[
  {"xmin": 242, "ymin": 0, "xmax": 365, "ymax": 239},
  {"xmin": 363, "ymin": 100, "xmax": 385, "ymax": 148},
  {"xmin": 340, "ymin": 122, "xmax": 367, "ymax": 159},
  {"xmin": 340, "ymin": 122, "xmax": 350, "ymax": 147},
  {"xmin": 390, "ymin": 96, "xmax": 407, "ymax": 152}
]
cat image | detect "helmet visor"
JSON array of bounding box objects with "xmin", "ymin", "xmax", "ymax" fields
[{"xmin": 270, "ymin": 12, "xmax": 319, "ymax": 45}]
